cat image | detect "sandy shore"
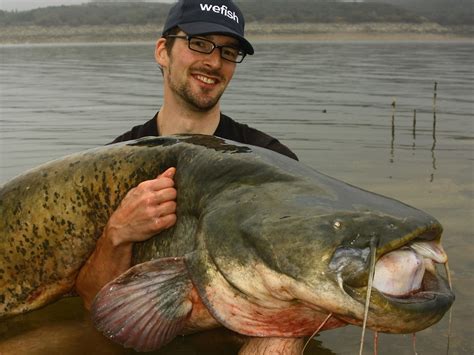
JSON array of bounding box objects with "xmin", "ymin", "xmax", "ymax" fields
[
  {"xmin": 248, "ymin": 22, "xmax": 473, "ymax": 41},
  {"xmin": 0, "ymin": 22, "xmax": 472, "ymax": 44}
]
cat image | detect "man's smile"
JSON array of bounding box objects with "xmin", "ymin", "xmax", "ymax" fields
[{"xmin": 193, "ymin": 73, "xmax": 219, "ymax": 86}]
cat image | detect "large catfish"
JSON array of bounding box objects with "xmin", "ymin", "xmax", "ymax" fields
[{"xmin": 0, "ymin": 135, "xmax": 454, "ymax": 352}]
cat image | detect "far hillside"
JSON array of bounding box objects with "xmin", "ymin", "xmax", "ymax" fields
[
  {"xmin": 0, "ymin": 2, "xmax": 429, "ymax": 27},
  {"xmin": 238, "ymin": 1, "xmax": 426, "ymax": 24},
  {"xmin": 372, "ymin": 0, "xmax": 473, "ymax": 25}
]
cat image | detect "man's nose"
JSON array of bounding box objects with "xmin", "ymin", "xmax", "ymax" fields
[{"xmin": 203, "ymin": 48, "xmax": 223, "ymax": 68}]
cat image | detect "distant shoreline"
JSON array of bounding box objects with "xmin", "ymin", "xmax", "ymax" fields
[{"xmin": 1, "ymin": 23, "xmax": 472, "ymax": 45}]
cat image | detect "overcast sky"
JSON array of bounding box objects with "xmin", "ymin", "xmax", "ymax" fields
[
  {"xmin": 0, "ymin": 0, "xmax": 368, "ymax": 12},
  {"xmin": 0, "ymin": 0, "xmax": 176, "ymax": 11}
]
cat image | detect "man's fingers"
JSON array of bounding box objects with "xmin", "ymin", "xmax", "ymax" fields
[
  {"xmin": 156, "ymin": 200, "xmax": 177, "ymax": 216},
  {"xmin": 157, "ymin": 167, "xmax": 176, "ymax": 179},
  {"xmin": 150, "ymin": 200, "xmax": 177, "ymax": 233},
  {"xmin": 153, "ymin": 213, "xmax": 177, "ymax": 231},
  {"xmin": 133, "ymin": 167, "xmax": 176, "ymax": 193},
  {"xmin": 151, "ymin": 187, "xmax": 177, "ymax": 205},
  {"xmin": 139, "ymin": 175, "xmax": 174, "ymax": 193}
]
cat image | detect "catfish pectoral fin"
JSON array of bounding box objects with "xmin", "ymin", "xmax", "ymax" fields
[{"xmin": 91, "ymin": 257, "xmax": 193, "ymax": 352}]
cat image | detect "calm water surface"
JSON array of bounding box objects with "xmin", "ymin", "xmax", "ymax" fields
[{"xmin": 0, "ymin": 40, "xmax": 473, "ymax": 354}]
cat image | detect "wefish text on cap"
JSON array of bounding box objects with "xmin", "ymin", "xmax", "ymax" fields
[{"xmin": 199, "ymin": 3, "xmax": 239, "ymax": 23}]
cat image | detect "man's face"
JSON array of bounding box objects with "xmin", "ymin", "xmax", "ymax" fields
[{"xmin": 160, "ymin": 32, "xmax": 238, "ymax": 112}]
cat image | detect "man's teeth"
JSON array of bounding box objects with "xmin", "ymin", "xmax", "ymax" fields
[{"xmin": 196, "ymin": 75, "xmax": 216, "ymax": 84}]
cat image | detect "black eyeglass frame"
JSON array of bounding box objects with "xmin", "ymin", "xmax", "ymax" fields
[{"xmin": 164, "ymin": 34, "xmax": 247, "ymax": 63}]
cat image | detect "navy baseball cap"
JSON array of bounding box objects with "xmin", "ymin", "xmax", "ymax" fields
[{"xmin": 162, "ymin": 0, "xmax": 254, "ymax": 55}]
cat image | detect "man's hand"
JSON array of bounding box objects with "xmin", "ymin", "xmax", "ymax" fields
[
  {"xmin": 75, "ymin": 167, "xmax": 177, "ymax": 310},
  {"xmin": 107, "ymin": 167, "xmax": 177, "ymax": 246}
]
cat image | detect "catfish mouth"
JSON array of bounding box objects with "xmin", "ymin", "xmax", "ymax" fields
[
  {"xmin": 378, "ymin": 267, "xmax": 449, "ymax": 304},
  {"xmin": 330, "ymin": 224, "xmax": 455, "ymax": 331}
]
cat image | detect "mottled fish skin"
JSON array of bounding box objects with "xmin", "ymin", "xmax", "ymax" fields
[
  {"xmin": 0, "ymin": 135, "xmax": 272, "ymax": 317},
  {"xmin": 0, "ymin": 137, "xmax": 175, "ymax": 316}
]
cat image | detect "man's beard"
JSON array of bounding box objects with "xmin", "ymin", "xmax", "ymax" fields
[
  {"xmin": 167, "ymin": 66, "xmax": 225, "ymax": 112},
  {"xmin": 176, "ymin": 83, "xmax": 223, "ymax": 112}
]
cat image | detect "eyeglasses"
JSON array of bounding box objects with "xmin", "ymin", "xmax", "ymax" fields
[{"xmin": 165, "ymin": 35, "xmax": 247, "ymax": 63}]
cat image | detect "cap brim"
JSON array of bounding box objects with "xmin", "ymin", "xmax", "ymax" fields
[{"xmin": 178, "ymin": 22, "xmax": 254, "ymax": 55}]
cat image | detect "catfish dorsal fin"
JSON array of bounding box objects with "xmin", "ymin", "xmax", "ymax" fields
[{"xmin": 91, "ymin": 257, "xmax": 193, "ymax": 352}]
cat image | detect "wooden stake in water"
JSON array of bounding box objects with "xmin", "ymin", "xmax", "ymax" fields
[
  {"xmin": 431, "ymin": 83, "xmax": 438, "ymax": 182},
  {"xmin": 390, "ymin": 98, "xmax": 396, "ymax": 163},
  {"xmin": 413, "ymin": 109, "xmax": 417, "ymax": 137},
  {"xmin": 433, "ymin": 82, "xmax": 438, "ymax": 140},
  {"xmin": 411, "ymin": 109, "xmax": 417, "ymax": 151},
  {"xmin": 391, "ymin": 98, "xmax": 397, "ymax": 136}
]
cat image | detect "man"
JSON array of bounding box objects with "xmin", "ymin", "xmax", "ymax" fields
[{"xmin": 76, "ymin": 0, "xmax": 297, "ymax": 309}]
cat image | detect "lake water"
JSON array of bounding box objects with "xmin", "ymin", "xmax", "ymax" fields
[{"xmin": 0, "ymin": 40, "xmax": 473, "ymax": 354}]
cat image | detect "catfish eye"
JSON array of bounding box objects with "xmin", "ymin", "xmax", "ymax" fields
[{"xmin": 333, "ymin": 220, "xmax": 343, "ymax": 230}]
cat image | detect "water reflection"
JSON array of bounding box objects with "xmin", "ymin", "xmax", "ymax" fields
[
  {"xmin": 0, "ymin": 298, "xmax": 336, "ymax": 355},
  {"xmin": 388, "ymin": 100, "xmax": 439, "ymax": 183}
]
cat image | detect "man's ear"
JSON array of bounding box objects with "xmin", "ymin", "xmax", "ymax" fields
[{"xmin": 155, "ymin": 38, "xmax": 169, "ymax": 68}]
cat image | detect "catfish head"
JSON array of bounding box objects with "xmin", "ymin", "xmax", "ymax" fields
[
  {"xmin": 175, "ymin": 169, "xmax": 455, "ymax": 339},
  {"xmin": 221, "ymin": 210, "xmax": 454, "ymax": 335}
]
